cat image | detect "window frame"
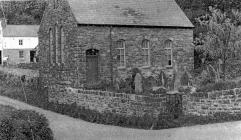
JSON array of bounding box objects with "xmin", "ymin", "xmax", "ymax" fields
[
  {"xmin": 59, "ymin": 26, "xmax": 65, "ymax": 63},
  {"xmin": 49, "ymin": 28, "xmax": 53, "ymax": 64},
  {"xmin": 19, "ymin": 50, "xmax": 24, "ymax": 58},
  {"xmin": 19, "ymin": 39, "xmax": 23, "ymax": 46},
  {"xmin": 55, "ymin": 24, "xmax": 58, "ymax": 64},
  {"xmin": 165, "ymin": 40, "xmax": 173, "ymax": 67},
  {"xmin": 116, "ymin": 40, "xmax": 126, "ymax": 68},
  {"xmin": 142, "ymin": 39, "xmax": 151, "ymax": 67}
]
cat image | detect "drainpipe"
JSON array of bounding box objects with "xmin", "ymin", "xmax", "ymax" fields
[{"xmin": 109, "ymin": 26, "xmax": 114, "ymax": 87}]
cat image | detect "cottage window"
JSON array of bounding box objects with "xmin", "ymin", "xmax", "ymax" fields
[
  {"xmin": 55, "ymin": 25, "xmax": 58, "ymax": 63},
  {"xmin": 165, "ymin": 40, "xmax": 173, "ymax": 67},
  {"xmin": 19, "ymin": 50, "xmax": 24, "ymax": 58},
  {"xmin": 19, "ymin": 40, "xmax": 23, "ymax": 45},
  {"xmin": 49, "ymin": 28, "xmax": 53, "ymax": 64},
  {"xmin": 116, "ymin": 40, "xmax": 126, "ymax": 68},
  {"xmin": 142, "ymin": 39, "xmax": 150, "ymax": 66}
]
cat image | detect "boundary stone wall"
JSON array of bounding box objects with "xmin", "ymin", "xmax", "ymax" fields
[
  {"xmin": 49, "ymin": 84, "xmax": 168, "ymax": 118},
  {"xmin": 183, "ymin": 88, "xmax": 241, "ymax": 116}
]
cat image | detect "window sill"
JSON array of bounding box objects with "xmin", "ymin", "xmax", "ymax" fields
[
  {"xmin": 141, "ymin": 65, "xmax": 151, "ymax": 69},
  {"xmin": 117, "ymin": 67, "xmax": 126, "ymax": 70},
  {"xmin": 166, "ymin": 65, "xmax": 173, "ymax": 69}
]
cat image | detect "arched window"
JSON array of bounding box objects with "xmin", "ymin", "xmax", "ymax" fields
[
  {"xmin": 142, "ymin": 39, "xmax": 150, "ymax": 66},
  {"xmin": 165, "ymin": 40, "xmax": 173, "ymax": 67},
  {"xmin": 116, "ymin": 40, "xmax": 125, "ymax": 67},
  {"xmin": 55, "ymin": 25, "xmax": 58, "ymax": 63},
  {"xmin": 49, "ymin": 28, "xmax": 53, "ymax": 64},
  {"xmin": 59, "ymin": 26, "xmax": 65, "ymax": 63}
]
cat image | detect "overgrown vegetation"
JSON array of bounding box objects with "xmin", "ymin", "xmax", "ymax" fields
[
  {"xmin": 0, "ymin": 105, "xmax": 15, "ymax": 122},
  {"xmin": 176, "ymin": 0, "xmax": 241, "ymax": 39},
  {"xmin": 82, "ymin": 68, "xmax": 168, "ymax": 95},
  {"xmin": 196, "ymin": 81, "xmax": 239, "ymax": 92},
  {"xmin": 0, "ymin": 106, "xmax": 53, "ymax": 140},
  {"xmin": 0, "ymin": 0, "xmax": 47, "ymax": 24}
]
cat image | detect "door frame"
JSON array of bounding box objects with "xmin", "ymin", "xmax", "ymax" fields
[{"xmin": 85, "ymin": 49, "xmax": 100, "ymax": 83}]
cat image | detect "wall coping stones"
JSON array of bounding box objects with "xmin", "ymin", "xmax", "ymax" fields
[
  {"xmin": 65, "ymin": 86, "xmax": 167, "ymax": 99},
  {"xmin": 189, "ymin": 88, "xmax": 241, "ymax": 98}
]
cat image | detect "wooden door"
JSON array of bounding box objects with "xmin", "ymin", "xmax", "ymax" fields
[{"xmin": 86, "ymin": 49, "xmax": 99, "ymax": 83}]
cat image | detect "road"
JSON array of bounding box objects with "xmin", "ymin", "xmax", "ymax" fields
[{"xmin": 0, "ymin": 95, "xmax": 241, "ymax": 140}]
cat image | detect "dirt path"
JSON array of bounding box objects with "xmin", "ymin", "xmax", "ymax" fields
[{"xmin": 0, "ymin": 95, "xmax": 241, "ymax": 140}]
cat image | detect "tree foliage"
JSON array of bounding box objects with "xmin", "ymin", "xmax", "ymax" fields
[
  {"xmin": 196, "ymin": 7, "xmax": 241, "ymax": 80},
  {"xmin": 0, "ymin": 0, "xmax": 47, "ymax": 24},
  {"xmin": 176, "ymin": 0, "xmax": 241, "ymax": 39}
]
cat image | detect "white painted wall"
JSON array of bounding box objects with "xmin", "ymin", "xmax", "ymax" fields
[
  {"xmin": 3, "ymin": 37, "xmax": 38, "ymax": 49},
  {"xmin": 0, "ymin": 21, "xmax": 3, "ymax": 51}
]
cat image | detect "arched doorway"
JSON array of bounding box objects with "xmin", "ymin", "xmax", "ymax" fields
[{"xmin": 86, "ymin": 49, "xmax": 99, "ymax": 83}]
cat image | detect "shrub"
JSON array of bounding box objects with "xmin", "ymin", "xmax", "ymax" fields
[
  {"xmin": 143, "ymin": 76, "xmax": 157, "ymax": 91},
  {"xmin": 157, "ymin": 70, "xmax": 168, "ymax": 87},
  {"xmin": 196, "ymin": 69, "xmax": 215, "ymax": 86},
  {"xmin": 0, "ymin": 110, "xmax": 53, "ymax": 140},
  {"xmin": 118, "ymin": 77, "xmax": 133, "ymax": 93},
  {"xmin": 196, "ymin": 81, "xmax": 237, "ymax": 92}
]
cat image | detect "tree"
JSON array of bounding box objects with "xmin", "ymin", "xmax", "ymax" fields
[
  {"xmin": 196, "ymin": 7, "xmax": 241, "ymax": 80},
  {"xmin": 0, "ymin": 0, "xmax": 47, "ymax": 24}
]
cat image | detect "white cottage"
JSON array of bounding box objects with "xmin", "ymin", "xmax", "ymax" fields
[{"xmin": 0, "ymin": 20, "xmax": 39, "ymax": 65}]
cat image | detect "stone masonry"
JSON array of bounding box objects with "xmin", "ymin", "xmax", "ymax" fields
[
  {"xmin": 38, "ymin": 0, "xmax": 194, "ymax": 118},
  {"xmin": 49, "ymin": 84, "xmax": 167, "ymax": 118},
  {"xmin": 38, "ymin": 0, "xmax": 194, "ymax": 89},
  {"xmin": 183, "ymin": 88, "xmax": 241, "ymax": 116}
]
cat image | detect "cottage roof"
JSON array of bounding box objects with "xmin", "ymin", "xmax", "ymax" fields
[
  {"xmin": 3, "ymin": 25, "xmax": 39, "ymax": 37},
  {"xmin": 68, "ymin": 0, "xmax": 194, "ymax": 28}
]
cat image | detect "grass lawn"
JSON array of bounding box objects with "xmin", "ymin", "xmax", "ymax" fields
[
  {"xmin": 0, "ymin": 105, "xmax": 16, "ymax": 122},
  {"xmin": 0, "ymin": 85, "xmax": 25, "ymax": 101}
]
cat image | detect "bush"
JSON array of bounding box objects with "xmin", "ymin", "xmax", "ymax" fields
[
  {"xmin": 196, "ymin": 81, "xmax": 237, "ymax": 92},
  {"xmin": 0, "ymin": 110, "xmax": 53, "ymax": 140},
  {"xmin": 118, "ymin": 77, "xmax": 133, "ymax": 93},
  {"xmin": 157, "ymin": 70, "xmax": 168, "ymax": 87},
  {"xmin": 143, "ymin": 76, "xmax": 157, "ymax": 91}
]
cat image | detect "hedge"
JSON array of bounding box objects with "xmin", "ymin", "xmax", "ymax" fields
[{"xmin": 0, "ymin": 110, "xmax": 53, "ymax": 140}]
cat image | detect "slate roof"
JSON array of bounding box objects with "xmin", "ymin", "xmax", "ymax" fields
[
  {"xmin": 68, "ymin": 0, "xmax": 194, "ymax": 28},
  {"xmin": 3, "ymin": 25, "xmax": 39, "ymax": 37}
]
